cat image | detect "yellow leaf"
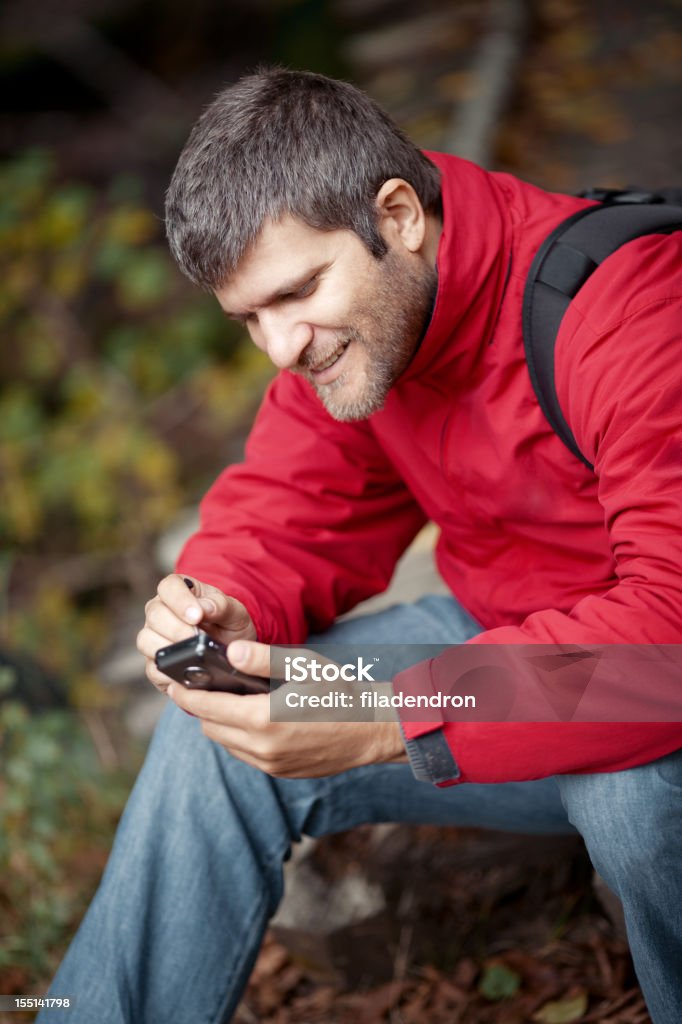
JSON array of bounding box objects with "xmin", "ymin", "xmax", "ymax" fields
[
  {"xmin": 49, "ymin": 257, "xmax": 87, "ymax": 299},
  {"xmin": 106, "ymin": 206, "xmax": 158, "ymax": 246},
  {"xmin": 532, "ymin": 989, "xmax": 588, "ymax": 1024}
]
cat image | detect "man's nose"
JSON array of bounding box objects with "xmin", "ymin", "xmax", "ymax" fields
[{"xmin": 255, "ymin": 309, "xmax": 313, "ymax": 369}]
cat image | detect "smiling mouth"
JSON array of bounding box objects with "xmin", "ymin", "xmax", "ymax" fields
[{"xmin": 309, "ymin": 340, "xmax": 350, "ymax": 374}]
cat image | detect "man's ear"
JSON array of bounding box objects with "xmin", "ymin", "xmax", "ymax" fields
[{"xmin": 375, "ymin": 178, "xmax": 426, "ymax": 253}]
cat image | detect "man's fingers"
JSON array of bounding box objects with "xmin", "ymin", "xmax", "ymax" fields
[
  {"xmin": 156, "ymin": 574, "xmax": 253, "ymax": 634},
  {"xmin": 228, "ymin": 639, "xmax": 271, "ymax": 678},
  {"xmin": 170, "ymin": 682, "xmax": 268, "ymax": 729},
  {"xmin": 155, "ymin": 573, "xmax": 225, "ymax": 626},
  {"xmin": 137, "ymin": 625, "xmax": 186, "ymax": 692},
  {"xmin": 142, "ymin": 603, "xmax": 197, "ymax": 646},
  {"xmin": 139, "ymin": 575, "xmax": 256, "ymax": 699},
  {"xmin": 136, "ymin": 625, "xmax": 184, "ymax": 661},
  {"xmin": 167, "ymin": 687, "xmax": 280, "ymax": 770},
  {"xmin": 239, "ymin": 643, "xmax": 340, "ymax": 682},
  {"xmin": 157, "ymin": 574, "xmax": 209, "ymax": 626},
  {"xmin": 144, "ymin": 656, "xmax": 178, "ymax": 693}
]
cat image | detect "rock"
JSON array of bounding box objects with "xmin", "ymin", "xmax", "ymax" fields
[{"xmin": 271, "ymin": 824, "xmax": 588, "ymax": 987}]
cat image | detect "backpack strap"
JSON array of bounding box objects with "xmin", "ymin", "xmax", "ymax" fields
[{"xmin": 522, "ymin": 192, "xmax": 682, "ymax": 470}]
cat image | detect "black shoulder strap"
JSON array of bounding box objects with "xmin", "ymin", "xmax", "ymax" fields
[{"xmin": 522, "ymin": 190, "xmax": 682, "ymax": 470}]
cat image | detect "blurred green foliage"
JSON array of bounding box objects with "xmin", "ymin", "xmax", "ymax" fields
[
  {"xmin": 0, "ymin": 672, "xmax": 139, "ymax": 984},
  {"xmin": 0, "ymin": 149, "xmax": 273, "ymax": 702}
]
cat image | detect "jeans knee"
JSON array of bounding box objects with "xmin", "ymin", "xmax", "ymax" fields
[{"xmin": 557, "ymin": 759, "xmax": 680, "ymax": 897}]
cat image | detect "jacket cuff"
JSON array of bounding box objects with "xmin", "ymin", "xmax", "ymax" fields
[{"xmin": 401, "ymin": 726, "xmax": 460, "ymax": 785}]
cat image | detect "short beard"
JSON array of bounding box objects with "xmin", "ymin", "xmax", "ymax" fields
[{"xmin": 300, "ymin": 249, "xmax": 438, "ymax": 422}]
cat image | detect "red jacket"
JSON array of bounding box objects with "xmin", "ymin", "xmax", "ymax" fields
[{"xmin": 178, "ymin": 152, "xmax": 682, "ymax": 785}]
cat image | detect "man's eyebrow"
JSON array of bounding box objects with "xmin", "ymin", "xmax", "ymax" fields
[{"xmin": 222, "ymin": 264, "xmax": 329, "ymax": 320}]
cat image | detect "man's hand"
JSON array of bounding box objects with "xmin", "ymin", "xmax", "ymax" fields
[
  {"xmin": 137, "ymin": 574, "xmax": 257, "ymax": 693},
  {"xmin": 167, "ymin": 639, "xmax": 409, "ymax": 778}
]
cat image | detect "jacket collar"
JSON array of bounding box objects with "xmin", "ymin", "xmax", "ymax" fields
[{"xmin": 397, "ymin": 152, "xmax": 512, "ymax": 386}]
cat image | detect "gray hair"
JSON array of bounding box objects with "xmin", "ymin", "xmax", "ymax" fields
[{"xmin": 165, "ymin": 68, "xmax": 442, "ymax": 290}]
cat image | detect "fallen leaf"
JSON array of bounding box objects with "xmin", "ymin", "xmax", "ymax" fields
[
  {"xmin": 478, "ymin": 961, "xmax": 522, "ymax": 1001},
  {"xmin": 532, "ymin": 989, "xmax": 589, "ymax": 1023}
]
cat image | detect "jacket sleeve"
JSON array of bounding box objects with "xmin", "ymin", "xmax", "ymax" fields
[
  {"xmin": 400, "ymin": 233, "xmax": 682, "ymax": 785},
  {"xmin": 176, "ymin": 370, "xmax": 427, "ymax": 643}
]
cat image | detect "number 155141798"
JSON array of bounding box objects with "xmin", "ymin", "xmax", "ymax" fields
[{"xmin": 0, "ymin": 996, "xmax": 72, "ymax": 1010}]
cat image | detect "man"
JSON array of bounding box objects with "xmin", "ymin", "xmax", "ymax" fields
[{"xmin": 44, "ymin": 68, "xmax": 681, "ymax": 1023}]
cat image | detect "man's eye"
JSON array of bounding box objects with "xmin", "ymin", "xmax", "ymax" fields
[{"xmin": 292, "ymin": 278, "xmax": 317, "ymax": 300}]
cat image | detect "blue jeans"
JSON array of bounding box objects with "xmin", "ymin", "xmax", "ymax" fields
[{"xmin": 42, "ymin": 596, "xmax": 682, "ymax": 1024}]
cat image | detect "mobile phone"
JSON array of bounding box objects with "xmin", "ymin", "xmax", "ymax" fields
[{"xmin": 155, "ymin": 631, "xmax": 270, "ymax": 694}]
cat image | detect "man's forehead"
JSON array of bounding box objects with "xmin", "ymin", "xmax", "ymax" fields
[
  {"xmin": 246, "ymin": 214, "xmax": 331, "ymax": 260},
  {"xmin": 231, "ymin": 216, "xmax": 326, "ymax": 280}
]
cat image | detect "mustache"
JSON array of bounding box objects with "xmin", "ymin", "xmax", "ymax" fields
[{"xmin": 296, "ymin": 330, "xmax": 362, "ymax": 371}]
